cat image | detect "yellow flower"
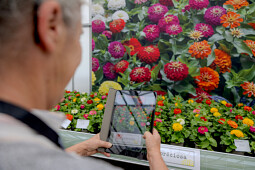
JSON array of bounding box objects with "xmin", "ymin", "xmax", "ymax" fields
[
  {"xmin": 162, "ymin": 96, "xmax": 165, "ymax": 100},
  {"xmin": 130, "ymin": 121, "xmax": 135, "ymax": 126},
  {"xmin": 221, "ymin": 100, "xmax": 227, "ymax": 105},
  {"xmin": 195, "ymin": 114, "xmax": 200, "ymax": 117},
  {"xmin": 175, "ymin": 103, "xmax": 178, "ymax": 107},
  {"xmin": 94, "ymin": 98, "xmax": 100, "ymax": 103},
  {"xmin": 210, "ymin": 108, "xmax": 218, "ymax": 113},
  {"xmin": 238, "ymin": 103, "xmax": 244, "ymax": 107},
  {"xmin": 243, "ymin": 118, "xmax": 254, "ymax": 127},
  {"xmin": 213, "ymin": 112, "xmax": 221, "ymax": 117},
  {"xmin": 73, "ymin": 98, "xmax": 77, "ymax": 102},
  {"xmin": 92, "ymin": 71, "xmax": 96, "ymax": 86},
  {"xmin": 98, "ymin": 81, "xmax": 122, "ymax": 95},
  {"xmin": 97, "ymin": 104, "xmax": 104, "ymax": 110},
  {"xmin": 230, "ymin": 130, "xmax": 244, "ymax": 138},
  {"xmin": 188, "ymin": 99, "xmax": 194, "ymax": 104},
  {"xmin": 172, "ymin": 123, "xmax": 183, "ymax": 131}
]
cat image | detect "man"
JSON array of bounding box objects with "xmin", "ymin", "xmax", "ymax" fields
[{"xmin": 0, "ymin": 0, "xmax": 168, "ymax": 170}]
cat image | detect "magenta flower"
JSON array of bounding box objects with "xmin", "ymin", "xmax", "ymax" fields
[
  {"xmin": 55, "ymin": 105, "xmax": 60, "ymax": 111},
  {"xmin": 92, "ymin": 39, "xmax": 95, "ymax": 51},
  {"xmin": 103, "ymin": 62, "xmax": 117, "ymax": 80},
  {"xmin": 198, "ymin": 126, "xmax": 208, "ymax": 135},
  {"xmin": 250, "ymin": 126, "xmax": 255, "ymax": 133},
  {"xmin": 84, "ymin": 114, "xmax": 89, "ymax": 119},
  {"xmin": 166, "ymin": 24, "xmax": 183, "ymax": 35},
  {"xmin": 102, "ymin": 96, "xmax": 107, "ymax": 100},
  {"xmin": 68, "ymin": 96, "xmax": 72, "ymax": 100},
  {"xmin": 92, "ymin": 58, "xmax": 99, "ymax": 72},
  {"xmin": 189, "ymin": 0, "xmax": 209, "ymax": 10},
  {"xmin": 148, "ymin": 3, "xmax": 168, "ymax": 23},
  {"xmin": 108, "ymin": 41, "xmax": 125, "ymax": 59},
  {"xmin": 135, "ymin": 0, "xmax": 147, "ymax": 4},
  {"xmin": 230, "ymin": 109, "xmax": 233, "ymax": 113},
  {"xmin": 158, "ymin": 15, "xmax": 180, "ymax": 32},
  {"xmin": 80, "ymin": 105, "xmax": 85, "ymax": 109},
  {"xmin": 252, "ymin": 111, "xmax": 255, "ymax": 115},
  {"xmin": 193, "ymin": 109, "xmax": 200, "ymax": 113},
  {"xmin": 182, "ymin": 5, "xmax": 191, "ymax": 12},
  {"xmin": 141, "ymin": 122, "xmax": 146, "ymax": 127},
  {"xmin": 156, "ymin": 118, "xmax": 162, "ymax": 123},
  {"xmin": 204, "ymin": 6, "xmax": 226, "ymax": 26},
  {"xmin": 102, "ymin": 30, "xmax": 112, "ymax": 39},
  {"xmin": 143, "ymin": 25, "xmax": 160, "ymax": 42},
  {"xmin": 89, "ymin": 110, "xmax": 97, "ymax": 115},
  {"xmin": 92, "ymin": 20, "xmax": 105, "ymax": 33},
  {"xmin": 195, "ymin": 23, "xmax": 214, "ymax": 38}
]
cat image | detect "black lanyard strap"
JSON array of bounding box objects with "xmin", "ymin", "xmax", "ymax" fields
[{"xmin": 0, "ymin": 101, "xmax": 63, "ymax": 149}]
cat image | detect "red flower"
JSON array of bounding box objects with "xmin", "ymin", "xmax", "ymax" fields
[
  {"xmin": 123, "ymin": 38, "xmax": 142, "ymax": 56},
  {"xmin": 164, "ymin": 62, "xmax": 189, "ymax": 81},
  {"xmin": 226, "ymin": 103, "xmax": 232, "ymax": 107},
  {"xmin": 200, "ymin": 117, "xmax": 207, "ymax": 121},
  {"xmin": 154, "ymin": 121, "xmax": 157, "ymax": 126},
  {"xmin": 90, "ymin": 94, "xmax": 94, "ymax": 98},
  {"xmin": 244, "ymin": 106, "xmax": 252, "ymax": 112},
  {"xmin": 218, "ymin": 118, "xmax": 225, "ymax": 124},
  {"xmin": 205, "ymin": 100, "xmax": 211, "ymax": 105},
  {"xmin": 155, "ymin": 112, "xmax": 161, "ymax": 116},
  {"xmin": 76, "ymin": 94, "xmax": 80, "ymax": 97},
  {"xmin": 157, "ymin": 101, "xmax": 164, "ymax": 106},
  {"xmin": 159, "ymin": 0, "xmax": 175, "ymax": 6},
  {"xmin": 191, "ymin": 88, "xmax": 211, "ymax": 103},
  {"xmin": 130, "ymin": 67, "xmax": 151, "ymax": 83},
  {"xmin": 115, "ymin": 60, "xmax": 129, "ymax": 73},
  {"xmin": 66, "ymin": 114, "xmax": 73, "ymax": 121},
  {"xmin": 66, "ymin": 91, "xmax": 71, "ymax": 93},
  {"xmin": 174, "ymin": 108, "xmax": 182, "ymax": 114},
  {"xmin": 138, "ymin": 46, "xmax": 160, "ymax": 64},
  {"xmin": 155, "ymin": 91, "xmax": 167, "ymax": 96},
  {"xmin": 235, "ymin": 115, "xmax": 243, "ymax": 121},
  {"xmin": 87, "ymin": 100, "xmax": 93, "ymax": 104},
  {"xmin": 109, "ymin": 19, "xmax": 125, "ymax": 33},
  {"xmin": 241, "ymin": 82, "xmax": 255, "ymax": 97}
]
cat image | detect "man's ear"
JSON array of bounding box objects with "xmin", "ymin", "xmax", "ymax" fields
[{"xmin": 36, "ymin": 1, "xmax": 64, "ymax": 52}]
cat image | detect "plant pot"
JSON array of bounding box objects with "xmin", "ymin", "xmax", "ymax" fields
[{"xmin": 231, "ymin": 151, "xmax": 245, "ymax": 156}]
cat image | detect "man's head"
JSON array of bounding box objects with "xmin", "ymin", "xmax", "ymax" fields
[{"xmin": 0, "ymin": 0, "xmax": 83, "ymax": 109}]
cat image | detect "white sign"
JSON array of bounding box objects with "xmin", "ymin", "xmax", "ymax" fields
[
  {"xmin": 160, "ymin": 144, "xmax": 200, "ymax": 170},
  {"xmin": 61, "ymin": 119, "xmax": 71, "ymax": 129},
  {"xmin": 76, "ymin": 119, "xmax": 90, "ymax": 129},
  {"xmin": 112, "ymin": 132, "xmax": 143, "ymax": 146},
  {"xmin": 234, "ymin": 139, "xmax": 251, "ymax": 152}
]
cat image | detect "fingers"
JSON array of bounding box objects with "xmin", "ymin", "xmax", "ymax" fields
[
  {"xmin": 98, "ymin": 151, "xmax": 111, "ymax": 157},
  {"xmin": 97, "ymin": 140, "xmax": 112, "ymax": 149},
  {"xmin": 153, "ymin": 128, "xmax": 159, "ymax": 135}
]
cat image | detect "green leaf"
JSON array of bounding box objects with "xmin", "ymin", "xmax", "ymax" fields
[
  {"xmin": 124, "ymin": 46, "xmax": 131, "ymax": 56},
  {"xmin": 238, "ymin": 64, "xmax": 255, "ymax": 81},
  {"xmin": 208, "ymin": 138, "xmax": 217, "ymax": 147},
  {"xmin": 224, "ymin": 31, "xmax": 233, "ymax": 42},
  {"xmin": 216, "ymin": 26, "xmax": 225, "ymax": 34},
  {"xmin": 208, "ymin": 33, "xmax": 224, "ymax": 42},
  {"xmin": 247, "ymin": 3, "xmax": 255, "ymax": 14},
  {"xmin": 233, "ymin": 39, "xmax": 253, "ymax": 56},
  {"xmin": 95, "ymin": 68, "xmax": 103, "ymax": 84},
  {"xmin": 150, "ymin": 84, "xmax": 163, "ymax": 91},
  {"xmin": 151, "ymin": 62, "xmax": 163, "ymax": 82},
  {"xmin": 167, "ymin": 90, "xmax": 174, "ymax": 99},
  {"xmin": 198, "ymin": 135, "xmax": 206, "ymax": 141},
  {"xmin": 230, "ymin": 144, "xmax": 237, "ymax": 149},
  {"xmin": 226, "ymin": 147, "xmax": 233, "ymax": 152},
  {"xmin": 96, "ymin": 35, "xmax": 108, "ymax": 50},
  {"xmin": 207, "ymin": 45, "xmax": 216, "ymax": 66},
  {"xmin": 173, "ymin": 80, "xmax": 196, "ymax": 96},
  {"xmin": 200, "ymin": 140, "xmax": 210, "ymax": 148}
]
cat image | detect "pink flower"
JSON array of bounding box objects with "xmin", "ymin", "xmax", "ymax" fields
[
  {"xmin": 148, "ymin": 3, "xmax": 168, "ymax": 23},
  {"xmin": 198, "ymin": 126, "xmax": 208, "ymax": 135},
  {"xmin": 166, "ymin": 24, "xmax": 183, "ymax": 35},
  {"xmin": 92, "ymin": 58, "xmax": 99, "ymax": 72},
  {"xmin": 141, "ymin": 122, "xmax": 146, "ymax": 127},
  {"xmin": 92, "ymin": 39, "xmax": 95, "ymax": 51},
  {"xmin": 103, "ymin": 62, "xmax": 117, "ymax": 80},
  {"xmin": 156, "ymin": 118, "xmax": 162, "ymax": 123},
  {"xmin": 189, "ymin": 0, "xmax": 209, "ymax": 10},
  {"xmin": 102, "ymin": 30, "xmax": 112, "ymax": 39},
  {"xmin": 102, "ymin": 96, "xmax": 107, "ymax": 100},
  {"xmin": 158, "ymin": 15, "xmax": 180, "ymax": 32},
  {"xmin": 68, "ymin": 96, "xmax": 72, "ymax": 100},
  {"xmin": 108, "ymin": 41, "xmax": 125, "ymax": 59},
  {"xmin": 135, "ymin": 0, "xmax": 147, "ymax": 4},
  {"xmin": 94, "ymin": 93, "xmax": 98, "ymax": 96},
  {"xmin": 193, "ymin": 109, "xmax": 200, "ymax": 114},
  {"xmin": 204, "ymin": 6, "xmax": 226, "ymax": 26},
  {"xmin": 89, "ymin": 110, "xmax": 97, "ymax": 115},
  {"xmin": 194, "ymin": 23, "xmax": 214, "ymax": 38},
  {"xmin": 182, "ymin": 5, "xmax": 191, "ymax": 12},
  {"xmin": 84, "ymin": 114, "xmax": 89, "ymax": 119},
  {"xmin": 230, "ymin": 109, "xmax": 233, "ymax": 113},
  {"xmin": 60, "ymin": 98, "xmax": 65, "ymax": 102},
  {"xmin": 80, "ymin": 105, "xmax": 85, "ymax": 109},
  {"xmin": 143, "ymin": 25, "xmax": 160, "ymax": 42},
  {"xmin": 252, "ymin": 111, "xmax": 255, "ymax": 115},
  {"xmin": 55, "ymin": 105, "xmax": 60, "ymax": 111},
  {"xmin": 250, "ymin": 126, "xmax": 255, "ymax": 133},
  {"xmin": 92, "ymin": 20, "xmax": 105, "ymax": 33}
]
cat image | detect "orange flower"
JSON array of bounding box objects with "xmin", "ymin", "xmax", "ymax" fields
[
  {"xmin": 189, "ymin": 40, "xmax": 212, "ymax": 59},
  {"xmin": 158, "ymin": 100, "xmax": 164, "ymax": 106},
  {"xmin": 244, "ymin": 106, "xmax": 252, "ymax": 112},
  {"xmin": 220, "ymin": 11, "xmax": 243, "ymax": 28},
  {"xmin": 244, "ymin": 40, "xmax": 255, "ymax": 56},
  {"xmin": 241, "ymin": 82, "xmax": 255, "ymax": 97},
  {"xmin": 248, "ymin": 23, "xmax": 255, "ymax": 30},
  {"xmin": 210, "ymin": 49, "xmax": 232, "ymax": 73},
  {"xmin": 66, "ymin": 114, "xmax": 73, "ymax": 121},
  {"xmin": 224, "ymin": 0, "xmax": 249, "ymax": 10},
  {"xmin": 195, "ymin": 67, "xmax": 220, "ymax": 91},
  {"xmin": 227, "ymin": 120, "xmax": 238, "ymax": 129}
]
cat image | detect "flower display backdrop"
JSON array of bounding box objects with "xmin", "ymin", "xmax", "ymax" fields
[{"xmin": 91, "ymin": 0, "xmax": 255, "ymax": 106}]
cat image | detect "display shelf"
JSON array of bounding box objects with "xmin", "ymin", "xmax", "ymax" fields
[{"xmin": 59, "ymin": 130, "xmax": 255, "ymax": 170}]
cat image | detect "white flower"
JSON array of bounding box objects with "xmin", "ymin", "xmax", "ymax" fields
[
  {"xmin": 81, "ymin": 92, "xmax": 86, "ymax": 95},
  {"xmin": 112, "ymin": 10, "xmax": 129, "ymax": 22},
  {"xmin": 108, "ymin": 0, "xmax": 126, "ymax": 11},
  {"xmin": 92, "ymin": 4, "xmax": 104, "ymax": 16},
  {"xmin": 177, "ymin": 119, "xmax": 185, "ymax": 125},
  {"xmin": 71, "ymin": 109, "xmax": 78, "ymax": 114},
  {"xmin": 230, "ymin": 28, "xmax": 244, "ymax": 38},
  {"xmin": 81, "ymin": 97, "xmax": 86, "ymax": 102},
  {"xmin": 92, "ymin": 15, "xmax": 106, "ymax": 22}
]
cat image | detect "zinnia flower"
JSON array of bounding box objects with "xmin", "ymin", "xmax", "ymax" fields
[
  {"xmin": 194, "ymin": 23, "xmax": 214, "ymax": 38},
  {"xmin": 195, "ymin": 67, "xmax": 220, "ymax": 92},
  {"xmin": 80, "ymin": 105, "xmax": 85, "ymax": 109},
  {"xmin": 230, "ymin": 28, "xmax": 244, "ymax": 38},
  {"xmin": 158, "ymin": 15, "xmax": 180, "ymax": 32},
  {"xmin": 227, "ymin": 120, "xmax": 238, "ymax": 129},
  {"xmin": 189, "ymin": 40, "xmax": 211, "ymax": 59},
  {"xmin": 123, "ymin": 38, "xmax": 142, "ymax": 56},
  {"xmin": 191, "ymin": 88, "xmax": 211, "ymax": 103},
  {"xmin": 204, "ymin": 6, "xmax": 226, "ymax": 26},
  {"xmin": 210, "ymin": 108, "xmax": 218, "ymax": 113},
  {"xmin": 92, "ymin": 15, "xmax": 106, "ymax": 22},
  {"xmin": 92, "ymin": 58, "xmax": 99, "ymax": 72},
  {"xmin": 148, "ymin": 3, "xmax": 168, "ymax": 23},
  {"xmin": 244, "ymin": 40, "xmax": 255, "ymax": 56},
  {"xmin": 135, "ymin": 0, "xmax": 148, "ymax": 4},
  {"xmin": 166, "ymin": 24, "xmax": 183, "ymax": 35},
  {"xmin": 210, "ymin": 49, "xmax": 232, "ymax": 73},
  {"xmin": 108, "ymin": 41, "xmax": 125, "ymax": 59},
  {"xmin": 250, "ymin": 126, "xmax": 255, "ymax": 133},
  {"xmin": 138, "ymin": 46, "xmax": 160, "ymax": 64},
  {"xmin": 235, "ymin": 115, "xmax": 243, "ymax": 121},
  {"xmin": 143, "ymin": 25, "xmax": 160, "ymax": 42},
  {"xmin": 174, "ymin": 108, "xmax": 182, "ymax": 114},
  {"xmin": 243, "ymin": 118, "xmax": 254, "ymax": 127},
  {"xmin": 182, "ymin": 5, "xmax": 191, "ymax": 12},
  {"xmin": 218, "ymin": 118, "xmax": 225, "ymax": 124},
  {"xmin": 98, "ymin": 81, "xmax": 122, "ymax": 95},
  {"xmin": 220, "ymin": 11, "xmax": 243, "ymax": 28},
  {"xmin": 130, "ymin": 67, "xmax": 151, "ymax": 83},
  {"xmin": 89, "ymin": 110, "xmax": 97, "ymax": 115},
  {"xmin": 224, "ymin": 0, "xmax": 249, "ymax": 10},
  {"xmin": 112, "ymin": 10, "xmax": 129, "ymax": 22},
  {"xmin": 158, "ymin": 100, "xmax": 164, "ymax": 106},
  {"xmin": 230, "ymin": 130, "xmax": 244, "ymax": 138},
  {"xmin": 92, "ymin": 20, "xmax": 105, "ymax": 33},
  {"xmin": 244, "ymin": 106, "xmax": 252, "ymax": 112},
  {"xmin": 109, "ymin": 19, "xmax": 126, "ymax": 33},
  {"xmin": 92, "ymin": 71, "xmax": 96, "ymax": 86},
  {"xmin": 66, "ymin": 114, "xmax": 73, "ymax": 121},
  {"xmin": 71, "ymin": 109, "xmax": 78, "ymax": 114},
  {"xmin": 177, "ymin": 119, "xmax": 185, "ymax": 125},
  {"xmin": 108, "ymin": 0, "xmax": 126, "ymax": 10},
  {"xmin": 92, "ymin": 39, "xmax": 95, "ymax": 51},
  {"xmin": 159, "ymin": 0, "xmax": 175, "ymax": 6},
  {"xmin": 189, "ymin": 0, "xmax": 209, "ymax": 10},
  {"xmin": 84, "ymin": 114, "xmax": 89, "ymax": 119},
  {"xmin": 92, "ymin": 4, "xmax": 105, "ymax": 16},
  {"xmin": 198, "ymin": 126, "xmax": 208, "ymax": 135},
  {"xmin": 115, "ymin": 60, "xmax": 129, "ymax": 73},
  {"xmin": 200, "ymin": 117, "xmax": 207, "ymax": 121},
  {"xmin": 97, "ymin": 104, "xmax": 104, "ymax": 110},
  {"xmin": 248, "ymin": 23, "xmax": 255, "ymax": 29},
  {"xmin": 103, "ymin": 62, "xmax": 117, "ymax": 80},
  {"xmin": 189, "ymin": 30, "xmax": 204, "ymax": 41},
  {"xmin": 164, "ymin": 62, "xmax": 189, "ymax": 81},
  {"xmin": 213, "ymin": 112, "xmax": 221, "ymax": 117},
  {"xmin": 241, "ymin": 82, "xmax": 255, "ymax": 97},
  {"xmin": 173, "ymin": 123, "xmax": 183, "ymax": 131},
  {"xmin": 193, "ymin": 109, "xmax": 200, "ymax": 113},
  {"xmin": 102, "ymin": 30, "xmax": 113, "ymax": 39}
]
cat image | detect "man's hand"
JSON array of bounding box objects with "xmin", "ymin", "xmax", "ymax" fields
[{"xmin": 65, "ymin": 134, "xmax": 112, "ymax": 157}]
